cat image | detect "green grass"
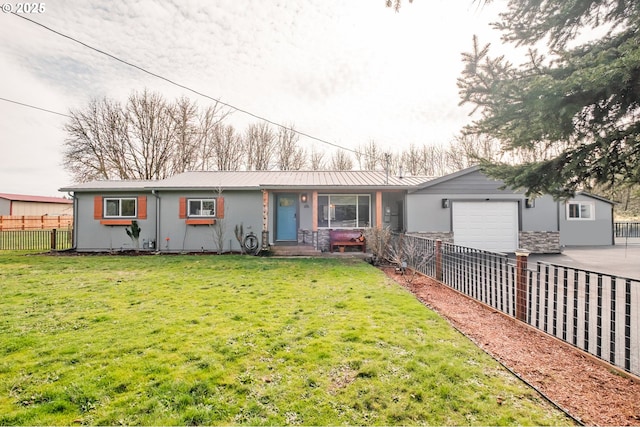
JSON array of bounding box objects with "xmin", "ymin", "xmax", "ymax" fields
[{"xmin": 0, "ymin": 254, "xmax": 573, "ymax": 425}]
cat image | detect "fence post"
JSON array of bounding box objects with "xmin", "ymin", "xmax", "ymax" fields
[
  {"xmin": 515, "ymin": 249, "xmax": 530, "ymax": 322},
  {"xmin": 50, "ymin": 228, "xmax": 57, "ymax": 250},
  {"xmin": 435, "ymin": 239, "xmax": 443, "ymax": 282}
]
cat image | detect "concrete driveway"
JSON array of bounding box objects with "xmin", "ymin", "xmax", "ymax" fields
[{"xmin": 528, "ymin": 240, "xmax": 640, "ymax": 280}]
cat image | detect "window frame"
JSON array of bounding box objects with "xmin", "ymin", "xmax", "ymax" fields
[
  {"xmin": 566, "ymin": 201, "xmax": 595, "ymax": 221},
  {"xmin": 317, "ymin": 194, "xmax": 371, "ymax": 229},
  {"xmin": 187, "ymin": 198, "xmax": 217, "ymax": 218},
  {"xmin": 103, "ymin": 197, "xmax": 137, "ymax": 218}
]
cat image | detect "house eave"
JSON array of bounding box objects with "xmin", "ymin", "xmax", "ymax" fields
[{"xmin": 259, "ymin": 185, "xmax": 414, "ymax": 191}]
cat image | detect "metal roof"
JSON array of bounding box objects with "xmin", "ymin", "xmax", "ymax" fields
[
  {"xmin": 59, "ymin": 180, "xmax": 157, "ymax": 192},
  {"xmin": 61, "ymin": 171, "xmax": 434, "ymax": 192},
  {"xmin": 0, "ymin": 193, "xmax": 73, "ymax": 204},
  {"xmin": 154, "ymin": 170, "xmax": 431, "ymax": 189}
]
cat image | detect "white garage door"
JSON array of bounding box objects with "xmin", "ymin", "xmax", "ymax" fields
[{"xmin": 452, "ymin": 201, "xmax": 519, "ymax": 252}]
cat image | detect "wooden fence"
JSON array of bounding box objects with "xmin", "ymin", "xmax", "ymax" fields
[
  {"xmin": 0, "ymin": 215, "xmax": 73, "ymax": 231},
  {"xmin": 0, "ymin": 229, "xmax": 73, "ymax": 251},
  {"xmin": 400, "ymin": 234, "xmax": 640, "ymax": 377}
]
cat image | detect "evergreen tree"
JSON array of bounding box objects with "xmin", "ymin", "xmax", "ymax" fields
[{"xmin": 458, "ymin": 0, "xmax": 640, "ymax": 198}]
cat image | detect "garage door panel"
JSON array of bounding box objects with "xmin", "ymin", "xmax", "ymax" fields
[{"xmin": 452, "ymin": 201, "xmax": 518, "ymax": 252}]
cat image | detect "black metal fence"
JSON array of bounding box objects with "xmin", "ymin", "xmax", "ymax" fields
[
  {"xmin": 0, "ymin": 229, "xmax": 73, "ymax": 251},
  {"xmin": 401, "ymin": 234, "xmax": 640, "ymax": 377},
  {"xmin": 527, "ymin": 264, "xmax": 639, "ymax": 374},
  {"xmin": 615, "ymin": 222, "xmax": 640, "ymax": 238}
]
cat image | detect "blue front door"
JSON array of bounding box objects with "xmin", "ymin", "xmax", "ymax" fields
[{"xmin": 276, "ymin": 194, "xmax": 297, "ymax": 241}]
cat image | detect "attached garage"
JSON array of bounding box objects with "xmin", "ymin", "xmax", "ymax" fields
[
  {"xmin": 452, "ymin": 201, "xmax": 519, "ymax": 252},
  {"xmin": 406, "ymin": 166, "xmax": 613, "ymax": 254}
]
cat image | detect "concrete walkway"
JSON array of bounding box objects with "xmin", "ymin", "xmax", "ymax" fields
[{"xmin": 529, "ymin": 241, "xmax": 640, "ymax": 280}]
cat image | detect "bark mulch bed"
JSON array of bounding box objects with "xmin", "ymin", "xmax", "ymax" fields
[{"xmin": 382, "ymin": 267, "xmax": 640, "ymax": 426}]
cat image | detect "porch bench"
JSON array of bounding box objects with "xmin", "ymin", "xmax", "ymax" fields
[{"xmin": 330, "ymin": 229, "xmax": 366, "ymax": 253}]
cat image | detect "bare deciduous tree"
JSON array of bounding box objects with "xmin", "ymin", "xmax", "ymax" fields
[
  {"xmin": 195, "ymin": 103, "xmax": 229, "ymax": 170},
  {"xmin": 210, "ymin": 124, "xmax": 244, "ymax": 171},
  {"xmin": 397, "ymin": 144, "xmax": 449, "ymax": 177},
  {"xmin": 401, "ymin": 144, "xmax": 422, "ymax": 176},
  {"xmin": 277, "ymin": 125, "xmax": 307, "ymax": 170},
  {"xmin": 329, "ymin": 150, "xmax": 354, "ymax": 171},
  {"xmin": 63, "ymin": 97, "xmax": 128, "ymax": 182},
  {"xmin": 63, "ymin": 89, "xmax": 230, "ymax": 182},
  {"xmin": 125, "ymin": 89, "xmax": 177, "ymax": 179},
  {"xmin": 356, "ymin": 140, "xmax": 383, "ymax": 170},
  {"xmin": 309, "ymin": 146, "xmax": 326, "ymax": 171},
  {"xmin": 170, "ymin": 96, "xmax": 200, "ymax": 175},
  {"xmin": 245, "ymin": 122, "xmax": 276, "ymax": 170},
  {"xmin": 447, "ymin": 134, "xmax": 502, "ymax": 170}
]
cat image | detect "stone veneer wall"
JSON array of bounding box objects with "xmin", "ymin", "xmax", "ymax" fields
[
  {"xmin": 297, "ymin": 229, "xmax": 318, "ymax": 248},
  {"xmin": 317, "ymin": 229, "xmax": 331, "ymax": 252},
  {"xmin": 518, "ymin": 231, "xmax": 561, "ymax": 254},
  {"xmin": 406, "ymin": 232, "xmax": 454, "ymax": 243}
]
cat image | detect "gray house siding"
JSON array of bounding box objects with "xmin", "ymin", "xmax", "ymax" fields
[
  {"xmin": 72, "ymin": 190, "xmax": 263, "ymax": 252},
  {"xmin": 159, "ymin": 191, "xmax": 263, "ymax": 253},
  {"xmin": 417, "ymin": 169, "xmax": 518, "ymax": 195},
  {"xmin": 406, "ymin": 193, "xmax": 451, "ymax": 233},
  {"xmin": 521, "ymin": 195, "xmax": 558, "ymax": 231},
  {"xmin": 75, "ymin": 191, "xmax": 156, "ymax": 251},
  {"xmin": 559, "ymin": 194, "xmax": 614, "ymax": 246}
]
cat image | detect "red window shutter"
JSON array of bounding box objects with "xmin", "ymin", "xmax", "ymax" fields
[
  {"xmin": 138, "ymin": 196, "xmax": 147, "ymax": 219},
  {"xmin": 94, "ymin": 196, "xmax": 103, "ymax": 219},
  {"xmin": 179, "ymin": 197, "xmax": 187, "ymax": 219},
  {"xmin": 216, "ymin": 197, "xmax": 224, "ymax": 218}
]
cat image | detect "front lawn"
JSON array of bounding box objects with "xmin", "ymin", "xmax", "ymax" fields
[{"xmin": 0, "ymin": 254, "xmax": 572, "ymax": 425}]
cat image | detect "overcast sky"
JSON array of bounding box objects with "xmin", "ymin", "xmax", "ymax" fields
[{"xmin": 0, "ymin": 0, "xmax": 506, "ymax": 197}]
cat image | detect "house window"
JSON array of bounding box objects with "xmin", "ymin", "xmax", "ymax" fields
[
  {"xmin": 317, "ymin": 194, "xmax": 370, "ymax": 228},
  {"xmin": 104, "ymin": 197, "xmax": 137, "ymax": 218},
  {"xmin": 188, "ymin": 199, "xmax": 216, "ymax": 217},
  {"xmin": 567, "ymin": 202, "xmax": 594, "ymax": 220}
]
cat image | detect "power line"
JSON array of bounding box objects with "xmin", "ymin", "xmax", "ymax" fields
[
  {"xmin": 0, "ymin": 96, "xmax": 71, "ymax": 118},
  {"xmin": 10, "ymin": 12, "xmax": 359, "ymax": 155}
]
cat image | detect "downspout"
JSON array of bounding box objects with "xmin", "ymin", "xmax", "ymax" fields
[
  {"xmin": 67, "ymin": 192, "xmax": 77, "ymax": 250},
  {"xmin": 151, "ymin": 189, "xmax": 160, "ymax": 252},
  {"xmin": 610, "ymin": 203, "xmax": 615, "ymax": 246}
]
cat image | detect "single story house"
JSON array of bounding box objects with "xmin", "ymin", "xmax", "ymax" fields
[
  {"xmin": 59, "ymin": 166, "xmax": 614, "ymax": 254},
  {"xmin": 0, "ymin": 193, "xmax": 73, "ymax": 216}
]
